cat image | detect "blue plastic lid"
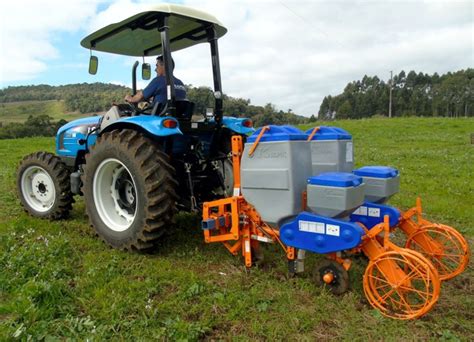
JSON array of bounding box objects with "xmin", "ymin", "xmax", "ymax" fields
[
  {"xmin": 308, "ymin": 172, "xmax": 363, "ymax": 187},
  {"xmin": 247, "ymin": 125, "xmax": 307, "ymax": 143},
  {"xmin": 305, "ymin": 126, "xmax": 352, "ymax": 141},
  {"xmin": 353, "ymin": 166, "xmax": 399, "ymax": 178}
]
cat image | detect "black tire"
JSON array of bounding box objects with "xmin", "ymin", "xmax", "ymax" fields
[
  {"xmin": 215, "ymin": 132, "xmax": 245, "ymax": 197},
  {"xmin": 83, "ymin": 129, "xmax": 177, "ymax": 251},
  {"xmin": 17, "ymin": 151, "xmax": 73, "ymax": 219},
  {"xmin": 314, "ymin": 259, "xmax": 350, "ymax": 295}
]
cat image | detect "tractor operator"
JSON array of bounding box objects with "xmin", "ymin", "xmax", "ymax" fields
[{"xmin": 124, "ymin": 55, "xmax": 186, "ymax": 110}]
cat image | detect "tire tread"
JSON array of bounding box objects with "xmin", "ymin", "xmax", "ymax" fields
[{"xmin": 83, "ymin": 129, "xmax": 177, "ymax": 251}]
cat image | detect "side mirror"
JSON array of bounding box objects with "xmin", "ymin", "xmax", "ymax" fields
[
  {"xmin": 142, "ymin": 63, "xmax": 151, "ymax": 80},
  {"xmin": 89, "ymin": 56, "xmax": 98, "ymax": 75}
]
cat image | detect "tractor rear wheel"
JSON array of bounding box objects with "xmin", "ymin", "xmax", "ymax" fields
[
  {"xmin": 17, "ymin": 152, "xmax": 73, "ymax": 219},
  {"xmin": 83, "ymin": 129, "xmax": 177, "ymax": 251}
]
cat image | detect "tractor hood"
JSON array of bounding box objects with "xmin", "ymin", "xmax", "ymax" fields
[{"xmin": 80, "ymin": 4, "xmax": 227, "ymax": 56}]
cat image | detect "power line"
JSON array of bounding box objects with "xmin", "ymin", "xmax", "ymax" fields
[
  {"xmin": 389, "ymin": 70, "xmax": 393, "ymax": 118},
  {"xmin": 277, "ymin": 0, "xmax": 346, "ymax": 49}
]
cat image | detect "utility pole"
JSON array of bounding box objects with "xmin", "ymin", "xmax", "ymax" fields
[{"xmin": 389, "ymin": 70, "xmax": 393, "ymax": 118}]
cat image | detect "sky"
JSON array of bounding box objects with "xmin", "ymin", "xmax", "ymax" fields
[{"xmin": 0, "ymin": 0, "xmax": 472, "ymax": 117}]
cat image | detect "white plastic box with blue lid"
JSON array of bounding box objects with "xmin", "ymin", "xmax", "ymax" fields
[
  {"xmin": 306, "ymin": 172, "xmax": 365, "ymax": 219},
  {"xmin": 241, "ymin": 125, "xmax": 312, "ymax": 227},
  {"xmin": 353, "ymin": 166, "xmax": 400, "ymax": 204},
  {"xmin": 306, "ymin": 126, "xmax": 353, "ymax": 176}
]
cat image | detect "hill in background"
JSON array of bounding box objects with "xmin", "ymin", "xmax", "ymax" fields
[
  {"xmin": 0, "ymin": 83, "xmax": 309, "ymax": 127},
  {"xmin": 1, "ymin": 68, "xmax": 472, "ymax": 139}
]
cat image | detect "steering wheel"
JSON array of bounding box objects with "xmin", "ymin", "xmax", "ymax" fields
[
  {"xmin": 122, "ymin": 100, "xmax": 152, "ymax": 116},
  {"xmin": 112, "ymin": 102, "xmax": 135, "ymax": 116},
  {"xmin": 122, "ymin": 99, "xmax": 168, "ymax": 117}
]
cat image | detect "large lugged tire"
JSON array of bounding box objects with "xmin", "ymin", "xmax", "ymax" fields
[
  {"xmin": 83, "ymin": 129, "xmax": 177, "ymax": 251},
  {"xmin": 17, "ymin": 151, "xmax": 73, "ymax": 219}
]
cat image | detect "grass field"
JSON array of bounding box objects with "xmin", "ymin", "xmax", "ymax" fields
[
  {"xmin": 0, "ymin": 117, "xmax": 473, "ymax": 340},
  {"xmin": 0, "ymin": 100, "xmax": 87, "ymax": 124}
]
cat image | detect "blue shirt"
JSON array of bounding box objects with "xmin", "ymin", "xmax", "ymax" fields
[{"xmin": 142, "ymin": 75, "xmax": 187, "ymax": 107}]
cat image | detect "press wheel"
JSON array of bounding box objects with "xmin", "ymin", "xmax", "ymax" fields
[
  {"xmin": 363, "ymin": 250, "xmax": 440, "ymax": 320},
  {"xmin": 405, "ymin": 223, "xmax": 470, "ymax": 280}
]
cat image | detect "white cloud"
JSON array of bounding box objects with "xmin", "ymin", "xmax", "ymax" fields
[
  {"xmin": 0, "ymin": 0, "xmax": 105, "ymax": 82},
  {"xmin": 1, "ymin": 0, "xmax": 472, "ymax": 116},
  {"xmin": 175, "ymin": 0, "xmax": 473, "ymax": 115},
  {"xmin": 87, "ymin": 0, "xmax": 149, "ymax": 32}
]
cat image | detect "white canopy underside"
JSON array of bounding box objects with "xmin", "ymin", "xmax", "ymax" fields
[{"xmin": 80, "ymin": 4, "xmax": 227, "ymax": 56}]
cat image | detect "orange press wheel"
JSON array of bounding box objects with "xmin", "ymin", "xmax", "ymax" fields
[
  {"xmin": 363, "ymin": 250, "xmax": 440, "ymax": 320},
  {"xmin": 399, "ymin": 248, "xmax": 441, "ymax": 315},
  {"xmin": 405, "ymin": 223, "xmax": 470, "ymax": 281}
]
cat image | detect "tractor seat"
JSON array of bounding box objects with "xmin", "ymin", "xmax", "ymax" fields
[
  {"xmin": 175, "ymin": 100, "xmax": 195, "ymax": 120},
  {"xmin": 151, "ymin": 100, "xmax": 194, "ymax": 120}
]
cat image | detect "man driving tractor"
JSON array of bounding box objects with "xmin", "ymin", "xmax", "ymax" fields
[{"xmin": 124, "ymin": 55, "xmax": 187, "ymax": 109}]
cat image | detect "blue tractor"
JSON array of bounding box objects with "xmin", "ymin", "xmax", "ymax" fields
[{"xmin": 16, "ymin": 4, "xmax": 254, "ymax": 250}]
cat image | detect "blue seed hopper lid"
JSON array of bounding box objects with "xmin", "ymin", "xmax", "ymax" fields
[
  {"xmin": 247, "ymin": 125, "xmax": 307, "ymax": 143},
  {"xmin": 305, "ymin": 126, "xmax": 352, "ymax": 141},
  {"xmin": 353, "ymin": 166, "xmax": 399, "ymax": 178},
  {"xmin": 308, "ymin": 172, "xmax": 363, "ymax": 187}
]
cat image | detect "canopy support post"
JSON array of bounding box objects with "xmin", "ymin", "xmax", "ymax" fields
[
  {"xmin": 207, "ymin": 27, "xmax": 223, "ymax": 126},
  {"xmin": 158, "ymin": 15, "xmax": 176, "ymax": 117}
]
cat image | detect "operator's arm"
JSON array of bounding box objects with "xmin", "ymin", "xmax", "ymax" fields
[
  {"xmin": 124, "ymin": 77, "xmax": 160, "ymax": 104},
  {"xmin": 124, "ymin": 91, "xmax": 144, "ymax": 104}
]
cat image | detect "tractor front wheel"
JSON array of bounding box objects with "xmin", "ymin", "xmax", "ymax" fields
[
  {"xmin": 83, "ymin": 129, "xmax": 177, "ymax": 251},
  {"xmin": 17, "ymin": 152, "xmax": 73, "ymax": 219}
]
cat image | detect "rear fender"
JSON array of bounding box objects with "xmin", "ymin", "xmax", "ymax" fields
[
  {"xmin": 101, "ymin": 115, "xmax": 183, "ymax": 137},
  {"xmin": 221, "ymin": 116, "xmax": 255, "ymax": 135}
]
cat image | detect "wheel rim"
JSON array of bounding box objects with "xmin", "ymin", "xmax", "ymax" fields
[
  {"xmin": 21, "ymin": 166, "xmax": 56, "ymax": 212},
  {"xmin": 406, "ymin": 224, "xmax": 470, "ymax": 280},
  {"xmin": 93, "ymin": 158, "xmax": 137, "ymax": 232},
  {"xmin": 363, "ymin": 250, "xmax": 440, "ymax": 320}
]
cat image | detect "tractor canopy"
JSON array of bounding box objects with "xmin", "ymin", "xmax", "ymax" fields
[{"xmin": 80, "ymin": 4, "xmax": 227, "ymax": 56}]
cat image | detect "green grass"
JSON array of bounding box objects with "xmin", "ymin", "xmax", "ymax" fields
[
  {"xmin": 1, "ymin": 117, "xmax": 473, "ymax": 340},
  {"xmin": 0, "ymin": 100, "xmax": 87, "ymax": 124}
]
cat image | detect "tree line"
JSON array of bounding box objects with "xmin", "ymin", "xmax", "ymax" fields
[
  {"xmin": 0, "ymin": 83, "xmax": 309, "ymax": 129},
  {"xmin": 319, "ymin": 69, "xmax": 473, "ymax": 119},
  {"xmin": 0, "ymin": 115, "xmax": 67, "ymax": 140},
  {"xmin": 1, "ymin": 68, "xmax": 471, "ymax": 139}
]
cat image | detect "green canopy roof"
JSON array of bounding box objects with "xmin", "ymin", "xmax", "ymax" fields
[{"xmin": 80, "ymin": 4, "xmax": 227, "ymax": 56}]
